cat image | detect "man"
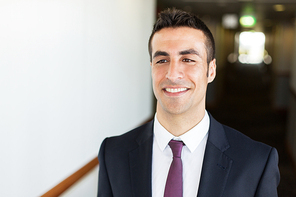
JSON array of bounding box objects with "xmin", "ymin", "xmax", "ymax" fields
[{"xmin": 98, "ymin": 8, "xmax": 280, "ymax": 197}]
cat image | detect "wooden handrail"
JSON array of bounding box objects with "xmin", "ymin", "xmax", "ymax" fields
[
  {"xmin": 41, "ymin": 157, "xmax": 99, "ymax": 197},
  {"xmin": 41, "ymin": 116, "xmax": 153, "ymax": 196}
]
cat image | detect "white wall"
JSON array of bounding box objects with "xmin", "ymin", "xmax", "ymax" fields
[{"xmin": 0, "ymin": 0, "xmax": 155, "ymax": 196}]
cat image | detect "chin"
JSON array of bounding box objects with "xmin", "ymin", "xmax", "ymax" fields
[{"xmin": 163, "ymin": 105, "xmax": 189, "ymax": 115}]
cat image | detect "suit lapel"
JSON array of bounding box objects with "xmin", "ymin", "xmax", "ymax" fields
[
  {"xmin": 129, "ymin": 120, "xmax": 154, "ymax": 197},
  {"xmin": 197, "ymin": 115, "xmax": 233, "ymax": 197},
  {"xmin": 126, "ymin": 116, "xmax": 232, "ymax": 197}
]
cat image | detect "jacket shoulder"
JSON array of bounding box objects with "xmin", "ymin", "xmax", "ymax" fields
[
  {"xmin": 103, "ymin": 120, "xmax": 153, "ymax": 151},
  {"xmin": 221, "ymin": 125, "xmax": 280, "ymax": 196},
  {"xmin": 221, "ymin": 124, "xmax": 278, "ymax": 178},
  {"xmin": 223, "ymin": 124, "xmax": 273, "ymax": 154}
]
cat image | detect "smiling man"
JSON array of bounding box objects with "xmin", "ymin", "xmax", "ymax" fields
[
  {"xmin": 98, "ymin": 8, "xmax": 280, "ymax": 197},
  {"xmin": 150, "ymin": 26, "xmax": 216, "ymax": 137}
]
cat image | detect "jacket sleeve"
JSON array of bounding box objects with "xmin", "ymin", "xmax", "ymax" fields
[
  {"xmin": 255, "ymin": 147, "xmax": 280, "ymax": 197},
  {"xmin": 97, "ymin": 138, "xmax": 113, "ymax": 197}
]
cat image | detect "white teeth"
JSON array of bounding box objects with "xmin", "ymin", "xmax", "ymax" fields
[{"xmin": 165, "ymin": 88, "xmax": 187, "ymax": 93}]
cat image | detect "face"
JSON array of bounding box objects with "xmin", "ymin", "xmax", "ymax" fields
[{"xmin": 150, "ymin": 27, "xmax": 216, "ymax": 117}]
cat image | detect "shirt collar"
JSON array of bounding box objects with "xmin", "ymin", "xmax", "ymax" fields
[{"xmin": 153, "ymin": 111, "xmax": 210, "ymax": 153}]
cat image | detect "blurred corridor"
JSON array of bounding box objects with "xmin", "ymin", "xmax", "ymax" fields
[{"xmin": 208, "ymin": 62, "xmax": 296, "ymax": 196}]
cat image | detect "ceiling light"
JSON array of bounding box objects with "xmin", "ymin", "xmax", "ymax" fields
[
  {"xmin": 273, "ymin": 4, "xmax": 285, "ymax": 12},
  {"xmin": 240, "ymin": 15, "xmax": 256, "ymax": 28},
  {"xmin": 222, "ymin": 14, "xmax": 238, "ymax": 29}
]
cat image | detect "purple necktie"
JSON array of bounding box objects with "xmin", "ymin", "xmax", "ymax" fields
[{"xmin": 164, "ymin": 140, "xmax": 184, "ymax": 197}]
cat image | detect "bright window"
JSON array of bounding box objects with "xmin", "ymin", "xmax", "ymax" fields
[{"xmin": 238, "ymin": 31, "xmax": 265, "ymax": 64}]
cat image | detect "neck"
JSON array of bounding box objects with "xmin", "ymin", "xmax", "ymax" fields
[{"xmin": 156, "ymin": 104, "xmax": 205, "ymax": 137}]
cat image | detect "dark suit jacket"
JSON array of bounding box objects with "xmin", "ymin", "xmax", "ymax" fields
[{"xmin": 98, "ymin": 115, "xmax": 280, "ymax": 197}]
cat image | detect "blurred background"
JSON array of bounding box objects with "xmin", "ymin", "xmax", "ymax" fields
[{"xmin": 0, "ymin": 0, "xmax": 296, "ymax": 196}]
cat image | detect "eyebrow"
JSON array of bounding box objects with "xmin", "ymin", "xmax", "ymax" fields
[
  {"xmin": 179, "ymin": 49, "xmax": 201, "ymax": 57},
  {"xmin": 153, "ymin": 49, "xmax": 201, "ymax": 60},
  {"xmin": 152, "ymin": 51, "xmax": 169, "ymax": 59}
]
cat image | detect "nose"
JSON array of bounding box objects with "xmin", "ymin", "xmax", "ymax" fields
[{"xmin": 165, "ymin": 60, "xmax": 184, "ymax": 82}]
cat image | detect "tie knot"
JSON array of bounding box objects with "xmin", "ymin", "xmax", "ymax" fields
[{"xmin": 168, "ymin": 140, "xmax": 184, "ymax": 158}]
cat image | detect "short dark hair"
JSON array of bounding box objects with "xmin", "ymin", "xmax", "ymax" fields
[{"xmin": 148, "ymin": 8, "xmax": 215, "ymax": 64}]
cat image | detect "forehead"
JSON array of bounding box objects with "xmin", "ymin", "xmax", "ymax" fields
[{"xmin": 151, "ymin": 27, "xmax": 207, "ymax": 53}]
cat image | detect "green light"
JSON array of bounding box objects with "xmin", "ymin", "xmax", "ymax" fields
[{"xmin": 240, "ymin": 15, "xmax": 256, "ymax": 27}]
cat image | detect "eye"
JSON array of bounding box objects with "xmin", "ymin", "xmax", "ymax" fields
[
  {"xmin": 182, "ymin": 58, "xmax": 195, "ymax": 63},
  {"xmin": 156, "ymin": 59, "xmax": 168, "ymax": 64}
]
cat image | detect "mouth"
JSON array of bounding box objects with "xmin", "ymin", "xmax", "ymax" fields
[
  {"xmin": 165, "ymin": 87, "xmax": 188, "ymax": 93},
  {"xmin": 162, "ymin": 87, "xmax": 190, "ymax": 97}
]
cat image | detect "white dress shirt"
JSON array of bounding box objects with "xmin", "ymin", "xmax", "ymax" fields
[{"xmin": 152, "ymin": 111, "xmax": 210, "ymax": 197}]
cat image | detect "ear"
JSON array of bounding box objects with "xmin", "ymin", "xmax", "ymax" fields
[{"xmin": 207, "ymin": 59, "xmax": 216, "ymax": 83}]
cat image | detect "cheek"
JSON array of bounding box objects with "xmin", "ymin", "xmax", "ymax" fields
[
  {"xmin": 152, "ymin": 68, "xmax": 166, "ymax": 84},
  {"xmin": 151, "ymin": 71, "xmax": 162, "ymax": 95},
  {"xmin": 186, "ymin": 68, "xmax": 208, "ymax": 85}
]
